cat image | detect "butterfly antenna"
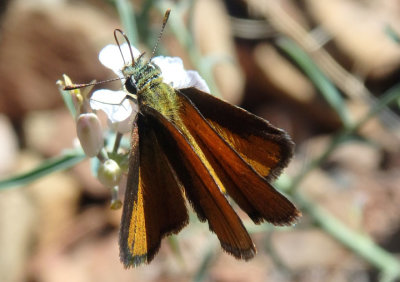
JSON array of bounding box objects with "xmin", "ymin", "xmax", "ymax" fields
[
  {"xmin": 65, "ymin": 10, "xmax": 171, "ymax": 92},
  {"xmin": 114, "ymin": 29, "xmax": 135, "ymax": 64},
  {"xmin": 150, "ymin": 9, "xmax": 171, "ymax": 60},
  {"xmin": 63, "ymin": 77, "xmax": 122, "ymax": 90}
]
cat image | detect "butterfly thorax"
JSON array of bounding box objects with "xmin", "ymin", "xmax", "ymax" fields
[{"xmin": 122, "ymin": 58, "xmax": 181, "ymax": 120}]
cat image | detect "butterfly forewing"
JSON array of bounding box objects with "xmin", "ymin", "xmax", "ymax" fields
[
  {"xmin": 120, "ymin": 115, "xmax": 189, "ymax": 267},
  {"xmin": 143, "ymin": 105, "xmax": 257, "ymax": 260}
]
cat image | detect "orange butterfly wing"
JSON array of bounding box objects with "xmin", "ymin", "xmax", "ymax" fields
[
  {"xmin": 120, "ymin": 115, "xmax": 188, "ymax": 267},
  {"xmin": 143, "ymin": 106, "xmax": 256, "ymax": 260},
  {"xmin": 177, "ymin": 88, "xmax": 300, "ymax": 225}
]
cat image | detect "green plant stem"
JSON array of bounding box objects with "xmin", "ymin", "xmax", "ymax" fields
[
  {"xmin": 277, "ymin": 38, "xmax": 351, "ymax": 128},
  {"xmin": 0, "ymin": 151, "xmax": 86, "ymax": 189},
  {"xmin": 353, "ymin": 84, "xmax": 400, "ymax": 131},
  {"xmin": 167, "ymin": 236, "xmax": 186, "ymax": 269},
  {"xmin": 113, "ymin": 133, "xmax": 123, "ymax": 153},
  {"xmin": 290, "ymin": 133, "xmax": 345, "ymax": 192},
  {"xmin": 193, "ymin": 246, "xmax": 216, "ymax": 282},
  {"xmin": 115, "ymin": 0, "xmax": 138, "ymax": 44},
  {"xmin": 96, "ymin": 148, "xmax": 109, "ymax": 163}
]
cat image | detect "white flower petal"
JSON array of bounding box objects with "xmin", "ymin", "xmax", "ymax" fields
[
  {"xmin": 110, "ymin": 99, "xmax": 134, "ymax": 122},
  {"xmin": 108, "ymin": 113, "xmax": 134, "ymax": 134},
  {"xmin": 99, "ymin": 43, "xmax": 140, "ymax": 75},
  {"xmin": 91, "ymin": 89, "xmax": 126, "ymax": 106},
  {"xmin": 185, "ymin": 70, "xmax": 211, "ymax": 93},
  {"xmin": 152, "ymin": 56, "xmax": 186, "ymax": 86},
  {"xmin": 90, "ymin": 89, "xmax": 135, "ymax": 124},
  {"xmin": 99, "ymin": 45, "xmax": 125, "ymax": 74},
  {"xmin": 152, "ymin": 56, "xmax": 210, "ymax": 92}
]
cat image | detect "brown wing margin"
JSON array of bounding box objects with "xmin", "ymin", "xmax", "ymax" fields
[
  {"xmin": 180, "ymin": 87, "xmax": 294, "ymax": 181},
  {"xmin": 119, "ymin": 115, "xmax": 189, "ymax": 268},
  {"xmin": 176, "ymin": 90, "xmax": 301, "ymax": 225},
  {"xmin": 143, "ymin": 106, "xmax": 256, "ymax": 260}
]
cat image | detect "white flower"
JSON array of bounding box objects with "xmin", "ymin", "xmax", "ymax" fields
[
  {"xmin": 151, "ymin": 56, "xmax": 210, "ymax": 93},
  {"xmin": 99, "ymin": 43, "xmax": 210, "ymax": 92},
  {"xmin": 90, "ymin": 89, "xmax": 137, "ymax": 134},
  {"xmin": 98, "ymin": 43, "xmax": 141, "ymax": 76},
  {"xmin": 91, "ymin": 43, "xmax": 210, "ymax": 132}
]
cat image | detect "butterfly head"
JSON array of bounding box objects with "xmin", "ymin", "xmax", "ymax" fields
[{"xmin": 121, "ymin": 54, "xmax": 162, "ymax": 96}]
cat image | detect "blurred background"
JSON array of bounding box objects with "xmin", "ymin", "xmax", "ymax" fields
[{"xmin": 1, "ymin": 0, "xmax": 400, "ymax": 281}]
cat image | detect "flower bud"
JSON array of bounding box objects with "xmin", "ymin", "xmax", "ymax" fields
[
  {"xmin": 97, "ymin": 159, "xmax": 122, "ymax": 189},
  {"xmin": 76, "ymin": 113, "xmax": 103, "ymax": 157}
]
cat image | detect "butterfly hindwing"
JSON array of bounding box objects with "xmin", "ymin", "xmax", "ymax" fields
[
  {"xmin": 180, "ymin": 87, "xmax": 294, "ymax": 181},
  {"xmin": 120, "ymin": 114, "xmax": 189, "ymax": 267},
  {"xmin": 176, "ymin": 88, "xmax": 300, "ymax": 225}
]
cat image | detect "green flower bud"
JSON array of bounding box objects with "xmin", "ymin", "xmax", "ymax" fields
[
  {"xmin": 98, "ymin": 159, "xmax": 122, "ymax": 188},
  {"xmin": 76, "ymin": 113, "xmax": 103, "ymax": 157}
]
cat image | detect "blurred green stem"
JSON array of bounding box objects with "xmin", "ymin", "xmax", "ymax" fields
[
  {"xmin": 115, "ymin": 0, "xmax": 138, "ymax": 44},
  {"xmin": 278, "ymin": 38, "xmax": 351, "ymax": 128},
  {"xmin": 0, "ymin": 150, "xmax": 86, "ymax": 189}
]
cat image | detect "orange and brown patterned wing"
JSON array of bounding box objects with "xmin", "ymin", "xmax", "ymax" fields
[
  {"xmin": 181, "ymin": 87, "xmax": 294, "ymax": 181},
  {"xmin": 143, "ymin": 106, "xmax": 256, "ymax": 261},
  {"xmin": 177, "ymin": 88, "xmax": 300, "ymax": 225},
  {"xmin": 119, "ymin": 115, "xmax": 189, "ymax": 267}
]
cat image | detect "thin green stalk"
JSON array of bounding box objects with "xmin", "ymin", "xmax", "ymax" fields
[
  {"xmin": 352, "ymin": 83, "xmax": 400, "ymax": 131},
  {"xmin": 277, "ymin": 38, "xmax": 351, "ymax": 128},
  {"xmin": 193, "ymin": 246, "xmax": 216, "ymax": 282},
  {"xmin": 115, "ymin": 0, "xmax": 138, "ymax": 44},
  {"xmin": 0, "ymin": 151, "xmax": 86, "ymax": 189},
  {"xmin": 112, "ymin": 132, "xmax": 123, "ymax": 154},
  {"xmin": 167, "ymin": 236, "xmax": 186, "ymax": 269},
  {"xmin": 290, "ymin": 133, "xmax": 347, "ymax": 192}
]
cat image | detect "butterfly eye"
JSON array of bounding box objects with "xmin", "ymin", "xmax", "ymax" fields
[{"xmin": 125, "ymin": 77, "xmax": 138, "ymax": 94}]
